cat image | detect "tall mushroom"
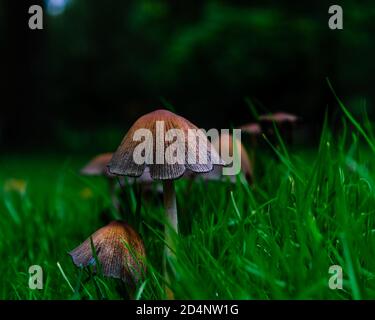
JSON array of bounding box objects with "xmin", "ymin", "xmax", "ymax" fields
[{"xmin": 108, "ymin": 109, "xmax": 224, "ymax": 296}]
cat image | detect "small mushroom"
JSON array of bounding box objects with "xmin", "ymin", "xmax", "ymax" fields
[
  {"xmin": 81, "ymin": 153, "xmax": 120, "ymax": 211},
  {"xmin": 81, "ymin": 153, "xmax": 164, "ymax": 218},
  {"xmin": 80, "ymin": 153, "xmax": 114, "ymax": 177},
  {"xmin": 196, "ymin": 133, "xmax": 253, "ymax": 184},
  {"xmin": 259, "ymin": 112, "xmax": 299, "ymax": 145},
  {"xmin": 259, "ymin": 112, "xmax": 298, "ymax": 123},
  {"xmin": 69, "ymin": 221, "xmax": 146, "ymax": 291},
  {"xmin": 239, "ymin": 123, "xmax": 261, "ymax": 136},
  {"xmin": 81, "ymin": 153, "xmax": 157, "ymax": 187},
  {"xmin": 239, "ymin": 122, "xmax": 261, "ymax": 147},
  {"xmin": 108, "ymin": 109, "xmax": 224, "ymax": 297},
  {"xmin": 238, "ymin": 123, "xmax": 261, "ymax": 170}
]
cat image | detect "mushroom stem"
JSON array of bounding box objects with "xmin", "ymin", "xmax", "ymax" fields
[
  {"xmin": 162, "ymin": 179, "xmax": 178, "ymax": 299},
  {"xmin": 163, "ymin": 179, "xmax": 178, "ymax": 244}
]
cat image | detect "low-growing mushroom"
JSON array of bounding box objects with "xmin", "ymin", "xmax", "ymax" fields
[
  {"xmin": 69, "ymin": 220, "xmax": 146, "ymax": 293},
  {"xmin": 81, "ymin": 153, "xmax": 120, "ymax": 210},
  {"xmin": 108, "ymin": 109, "xmax": 224, "ymax": 297},
  {"xmin": 81, "ymin": 153, "xmax": 114, "ymax": 177},
  {"xmin": 239, "ymin": 122, "xmax": 261, "ymax": 147},
  {"xmin": 238, "ymin": 123, "xmax": 261, "ymax": 172},
  {"xmin": 81, "ymin": 153, "xmax": 162, "ymax": 214},
  {"xmin": 259, "ymin": 112, "xmax": 299, "ymax": 145},
  {"xmin": 240, "ymin": 123, "xmax": 261, "ymax": 136},
  {"xmin": 196, "ymin": 132, "xmax": 253, "ymax": 184}
]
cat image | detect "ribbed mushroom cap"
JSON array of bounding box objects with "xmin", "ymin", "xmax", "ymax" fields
[
  {"xmin": 199, "ymin": 133, "xmax": 253, "ymax": 182},
  {"xmin": 81, "ymin": 153, "xmax": 114, "ymax": 177},
  {"xmin": 259, "ymin": 112, "xmax": 298, "ymax": 123},
  {"xmin": 239, "ymin": 123, "xmax": 262, "ymax": 135},
  {"xmin": 108, "ymin": 109, "xmax": 224, "ymax": 180},
  {"xmin": 69, "ymin": 221, "xmax": 146, "ymax": 285}
]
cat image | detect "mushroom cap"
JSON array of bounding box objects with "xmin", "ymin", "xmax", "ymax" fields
[
  {"xmin": 197, "ymin": 133, "xmax": 253, "ymax": 182},
  {"xmin": 69, "ymin": 221, "xmax": 146, "ymax": 285},
  {"xmin": 259, "ymin": 112, "xmax": 299, "ymax": 123},
  {"xmin": 239, "ymin": 123, "xmax": 262, "ymax": 135},
  {"xmin": 81, "ymin": 153, "xmax": 114, "ymax": 177},
  {"xmin": 108, "ymin": 109, "xmax": 224, "ymax": 180}
]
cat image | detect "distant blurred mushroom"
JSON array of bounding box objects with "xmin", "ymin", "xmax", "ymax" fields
[
  {"xmin": 69, "ymin": 220, "xmax": 146, "ymax": 295},
  {"xmin": 195, "ymin": 133, "xmax": 253, "ymax": 184},
  {"xmin": 80, "ymin": 153, "xmax": 120, "ymax": 211},
  {"xmin": 259, "ymin": 112, "xmax": 299, "ymax": 145},
  {"xmin": 259, "ymin": 112, "xmax": 298, "ymax": 123},
  {"xmin": 239, "ymin": 122, "xmax": 261, "ymax": 164},
  {"xmin": 81, "ymin": 153, "xmax": 114, "ymax": 177},
  {"xmin": 240, "ymin": 123, "xmax": 261, "ymax": 136},
  {"xmin": 108, "ymin": 109, "xmax": 224, "ymax": 298}
]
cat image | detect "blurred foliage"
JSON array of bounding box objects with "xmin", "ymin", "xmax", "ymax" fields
[{"xmin": 1, "ymin": 0, "xmax": 375, "ymax": 151}]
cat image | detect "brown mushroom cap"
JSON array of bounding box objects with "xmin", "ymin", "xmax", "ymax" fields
[
  {"xmin": 259, "ymin": 112, "xmax": 299, "ymax": 123},
  {"xmin": 108, "ymin": 109, "xmax": 224, "ymax": 180},
  {"xmin": 81, "ymin": 153, "xmax": 114, "ymax": 177},
  {"xmin": 239, "ymin": 123, "xmax": 262, "ymax": 135},
  {"xmin": 69, "ymin": 221, "xmax": 146, "ymax": 285}
]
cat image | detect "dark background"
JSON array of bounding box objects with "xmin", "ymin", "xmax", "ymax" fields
[{"xmin": 1, "ymin": 0, "xmax": 374, "ymax": 153}]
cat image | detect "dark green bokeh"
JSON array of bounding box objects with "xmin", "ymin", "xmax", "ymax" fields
[{"xmin": 2, "ymin": 0, "xmax": 375, "ymax": 152}]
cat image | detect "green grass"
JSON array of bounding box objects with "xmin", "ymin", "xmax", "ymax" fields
[{"xmin": 0, "ymin": 115, "xmax": 375, "ymax": 300}]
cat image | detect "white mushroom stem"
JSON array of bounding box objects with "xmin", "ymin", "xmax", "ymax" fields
[
  {"xmin": 162, "ymin": 179, "xmax": 178, "ymax": 298},
  {"xmin": 163, "ymin": 179, "xmax": 178, "ymax": 248}
]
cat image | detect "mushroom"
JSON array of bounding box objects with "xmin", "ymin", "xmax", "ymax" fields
[
  {"xmin": 259, "ymin": 112, "xmax": 299, "ymax": 145},
  {"xmin": 81, "ymin": 153, "xmax": 163, "ymax": 213},
  {"xmin": 81, "ymin": 153, "xmax": 120, "ymax": 211},
  {"xmin": 108, "ymin": 109, "xmax": 224, "ymax": 296},
  {"xmin": 238, "ymin": 122, "xmax": 261, "ymax": 165},
  {"xmin": 239, "ymin": 123, "xmax": 261, "ymax": 136},
  {"xmin": 80, "ymin": 153, "xmax": 114, "ymax": 177},
  {"xmin": 259, "ymin": 112, "xmax": 298, "ymax": 123},
  {"xmin": 195, "ymin": 133, "xmax": 253, "ymax": 184},
  {"xmin": 69, "ymin": 220, "xmax": 146, "ymax": 293}
]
